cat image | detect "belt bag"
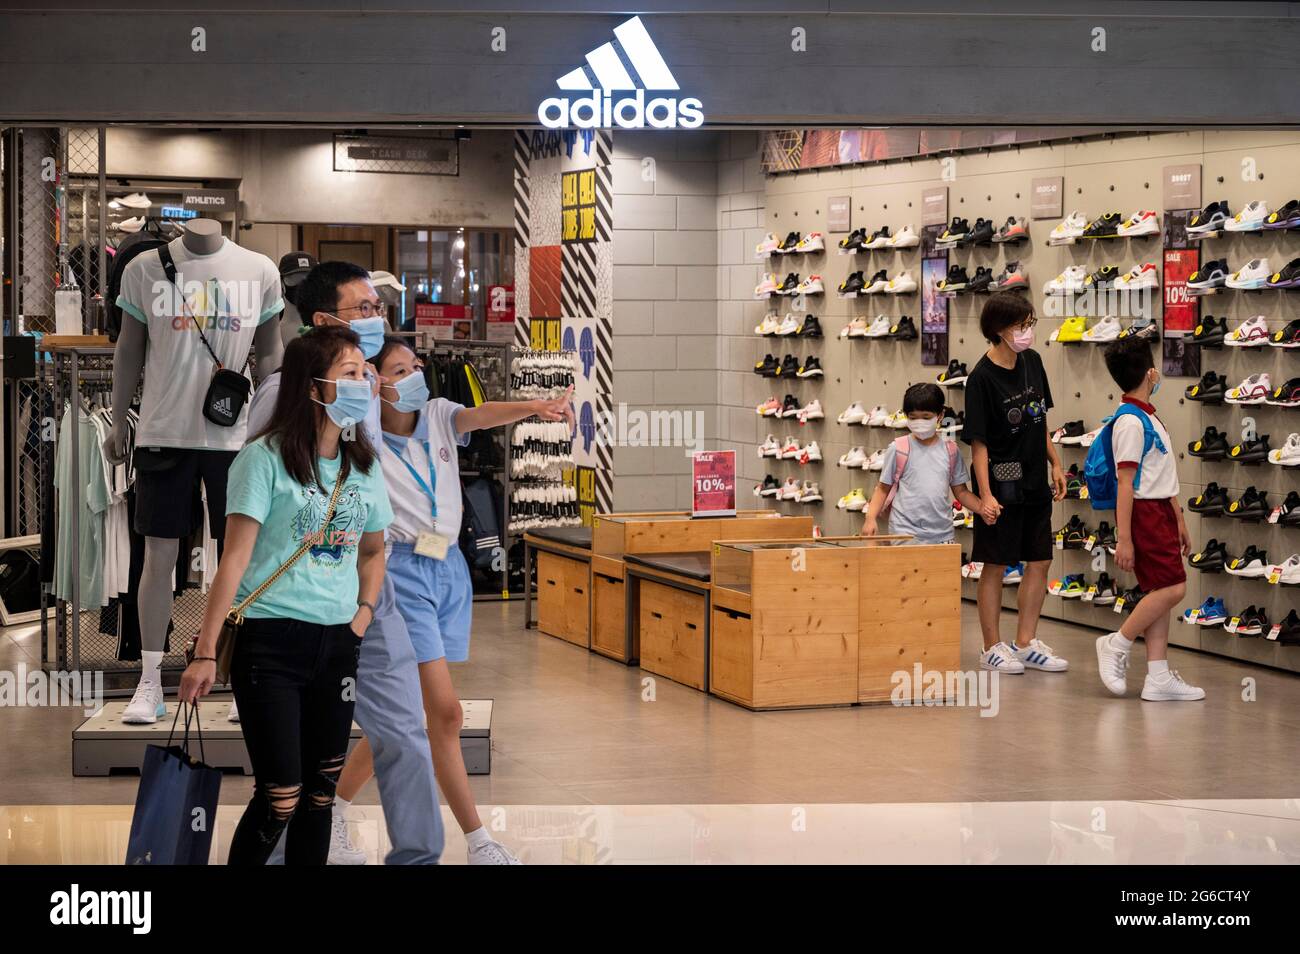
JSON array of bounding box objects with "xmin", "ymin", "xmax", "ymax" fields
[
  {"xmin": 158, "ymin": 244, "xmax": 250, "ymax": 428},
  {"xmin": 989, "ymin": 459, "xmax": 1025, "ymax": 504}
]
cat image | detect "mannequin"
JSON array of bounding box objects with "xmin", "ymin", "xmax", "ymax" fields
[{"xmin": 106, "ymin": 219, "xmax": 285, "ymax": 722}]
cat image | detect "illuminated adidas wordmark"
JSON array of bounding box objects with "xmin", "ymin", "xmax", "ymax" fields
[{"xmin": 538, "ymin": 17, "xmax": 703, "ymax": 130}]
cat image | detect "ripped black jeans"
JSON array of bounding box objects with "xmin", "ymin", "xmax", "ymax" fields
[{"xmin": 227, "ymin": 617, "xmax": 361, "ymax": 866}]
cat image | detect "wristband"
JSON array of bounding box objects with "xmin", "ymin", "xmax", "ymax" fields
[
  {"xmin": 193, "ymin": 655, "xmax": 216, "ymax": 664},
  {"xmin": 357, "ymin": 600, "xmax": 376, "ymax": 617}
]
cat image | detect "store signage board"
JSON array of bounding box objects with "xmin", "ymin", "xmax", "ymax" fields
[
  {"xmin": 161, "ymin": 206, "xmax": 197, "ymax": 220},
  {"xmin": 538, "ymin": 17, "xmax": 703, "ymax": 129},
  {"xmin": 180, "ymin": 189, "xmax": 239, "ymax": 213},
  {"xmin": 921, "ymin": 187, "xmax": 948, "ymax": 226},
  {"xmin": 333, "ymin": 134, "xmax": 459, "ymax": 176},
  {"xmin": 1163, "ymin": 163, "xmax": 1202, "ymax": 211},
  {"xmin": 486, "ymin": 284, "xmax": 515, "ymax": 342},
  {"xmin": 827, "ymin": 195, "xmax": 852, "ymax": 232},
  {"xmin": 415, "ymin": 302, "xmax": 470, "ymax": 341},
  {"xmin": 1030, "ymin": 177, "xmax": 1063, "ymax": 219},
  {"xmin": 691, "ymin": 450, "xmax": 736, "ymax": 518}
]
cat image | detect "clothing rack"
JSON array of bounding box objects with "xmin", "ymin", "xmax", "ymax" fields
[{"xmin": 42, "ymin": 346, "xmax": 205, "ymax": 685}]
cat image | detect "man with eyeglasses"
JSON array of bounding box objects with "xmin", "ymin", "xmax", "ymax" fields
[{"xmin": 243, "ymin": 261, "xmax": 444, "ymax": 865}]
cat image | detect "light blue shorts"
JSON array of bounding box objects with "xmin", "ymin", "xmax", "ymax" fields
[{"xmin": 387, "ymin": 543, "xmax": 473, "ymax": 664}]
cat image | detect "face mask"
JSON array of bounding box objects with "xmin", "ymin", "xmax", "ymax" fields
[
  {"xmin": 327, "ymin": 313, "xmax": 385, "ymax": 359},
  {"xmin": 1149, "ymin": 369, "xmax": 1162, "ymax": 396},
  {"xmin": 382, "ymin": 371, "xmax": 429, "ymax": 412},
  {"xmin": 906, "ymin": 417, "xmax": 939, "ymax": 440},
  {"xmin": 313, "ymin": 377, "xmax": 372, "ymax": 428},
  {"xmin": 1006, "ymin": 325, "xmax": 1035, "ymax": 353}
]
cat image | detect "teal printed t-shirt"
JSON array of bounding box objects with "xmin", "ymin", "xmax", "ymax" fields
[{"xmin": 226, "ymin": 437, "xmax": 394, "ymax": 625}]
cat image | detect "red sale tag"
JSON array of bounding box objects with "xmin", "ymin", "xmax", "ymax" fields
[
  {"xmin": 1162, "ymin": 248, "xmax": 1199, "ymax": 335},
  {"xmin": 692, "ymin": 451, "xmax": 737, "ymax": 518}
]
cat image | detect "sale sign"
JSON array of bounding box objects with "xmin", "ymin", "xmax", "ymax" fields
[
  {"xmin": 1162, "ymin": 247, "xmax": 1199, "ymax": 335},
  {"xmin": 691, "ymin": 450, "xmax": 737, "ymax": 518}
]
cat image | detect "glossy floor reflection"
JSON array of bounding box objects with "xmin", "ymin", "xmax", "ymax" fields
[{"xmin": 3, "ymin": 800, "xmax": 1298, "ymax": 864}]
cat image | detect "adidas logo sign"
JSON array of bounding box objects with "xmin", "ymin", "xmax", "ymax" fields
[
  {"xmin": 538, "ymin": 16, "xmax": 703, "ymax": 130},
  {"xmin": 212, "ymin": 397, "xmax": 233, "ymax": 417}
]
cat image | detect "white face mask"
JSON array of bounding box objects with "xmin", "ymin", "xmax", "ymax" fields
[{"xmin": 906, "ymin": 417, "xmax": 939, "ymax": 439}]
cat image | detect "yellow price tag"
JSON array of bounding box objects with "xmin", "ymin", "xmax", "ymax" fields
[
  {"xmin": 1268, "ymin": 569, "xmax": 1282, "ymax": 585},
  {"xmin": 1084, "ymin": 534, "xmax": 1097, "ymax": 552},
  {"xmin": 1228, "ymin": 617, "xmax": 1241, "ymax": 630},
  {"xmin": 713, "ymin": 544, "xmax": 721, "ymax": 555},
  {"xmin": 502, "ymin": 589, "xmax": 511, "ymax": 600},
  {"xmin": 1080, "ymin": 486, "xmax": 1089, "ymax": 500},
  {"xmin": 1113, "ymin": 598, "xmax": 1126, "ymax": 613},
  {"xmin": 1231, "ymin": 447, "xmax": 1241, "ymax": 457},
  {"xmin": 592, "ymin": 517, "xmax": 600, "ymax": 528},
  {"xmin": 1190, "ymin": 386, "xmax": 1199, "ymax": 396}
]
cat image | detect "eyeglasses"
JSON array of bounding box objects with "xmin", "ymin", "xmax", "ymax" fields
[
  {"xmin": 337, "ymin": 300, "xmax": 388, "ymax": 319},
  {"xmin": 1016, "ymin": 316, "xmax": 1038, "ymax": 330}
]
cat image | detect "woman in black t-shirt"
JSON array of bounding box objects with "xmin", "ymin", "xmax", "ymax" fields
[{"xmin": 962, "ymin": 293, "xmax": 1069, "ymax": 675}]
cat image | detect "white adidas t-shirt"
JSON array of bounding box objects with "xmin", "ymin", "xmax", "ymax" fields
[
  {"xmin": 116, "ymin": 238, "xmax": 283, "ymax": 451},
  {"xmin": 1111, "ymin": 400, "xmax": 1179, "ymax": 500}
]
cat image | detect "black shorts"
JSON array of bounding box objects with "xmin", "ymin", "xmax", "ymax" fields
[
  {"xmin": 971, "ymin": 498, "xmax": 1054, "ymax": 567},
  {"xmin": 133, "ymin": 447, "xmax": 238, "ymax": 540}
]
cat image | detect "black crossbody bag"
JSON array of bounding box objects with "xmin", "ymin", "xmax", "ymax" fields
[
  {"xmin": 988, "ymin": 356, "xmax": 1033, "ymax": 504},
  {"xmin": 158, "ymin": 245, "xmax": 251, "ymax": 428}
]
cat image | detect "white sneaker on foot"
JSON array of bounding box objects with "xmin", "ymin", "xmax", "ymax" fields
[
  {"xmin": 1013, "ymin": 638, "xmax": 1069, "ymax": 671},
  {"xmin": 1095, "ymin": 633, "xmax": 1130, "ymax": 695},
  {"xmin": 121, "ymin": 679, "xmax": 166, "ymax": 724},
  {"xmin": 327, "ymin": 813, "xmax": 366, "ymax": 865},
  {"xmin": 1140, "ymin": 670, "xmax": 1206, "ymax": 702},
  {"xmin": 468, "ymin": 839, "xmax": 522, "ymax": 865},
  {"xmin": 980, "ymin": 642, "xmax": 1025, "ymax": 673},
  {"xmin": 227, "ymin": 698, "xmax": 240, "ymax": 723}
]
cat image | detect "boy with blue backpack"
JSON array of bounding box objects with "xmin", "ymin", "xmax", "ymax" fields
[{"xmin": 1087, "ymin": 337, "xmax": 1204, "ymax": 701}]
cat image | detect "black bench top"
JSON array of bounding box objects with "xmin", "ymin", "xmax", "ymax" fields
[
  {"xmin": 528, "ymin": 527, "xmax": 592, "ymax": 550},
  {"xmin": 624, "ymin": 551, "xmax": 712, "ymax": 582}
]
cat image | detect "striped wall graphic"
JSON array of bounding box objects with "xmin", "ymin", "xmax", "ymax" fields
[
  {"xmin": 561, "ymin": 242, "xmax": 597, "ymax": 321},
  {"xmin": 594, "ymin": 131, "xmax": 613, "ymax": 242},
  {"xmin": 513, "ymin": 131, "xmax": 532, "ymax": 347}
]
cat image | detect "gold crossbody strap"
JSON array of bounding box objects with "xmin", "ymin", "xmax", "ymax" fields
[{"xmin": 226, "ymin": 461, "xmax": 349, "ymax": 623}]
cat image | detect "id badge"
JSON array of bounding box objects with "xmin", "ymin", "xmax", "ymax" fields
[{"xmin": 415, "ymin": 531, "xmax": 450, "ymax": 560}]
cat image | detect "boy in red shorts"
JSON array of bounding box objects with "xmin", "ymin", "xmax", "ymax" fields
[{"xmin": 1094, "ymin": 337, "xmax": 1204, "ymax": 701}]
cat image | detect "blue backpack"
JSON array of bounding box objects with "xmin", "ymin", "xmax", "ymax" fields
[{"xmin": 1083, "ymin": 403, "xmax": 1166, "ymax": 511}]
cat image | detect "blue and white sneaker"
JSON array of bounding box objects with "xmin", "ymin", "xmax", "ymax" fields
[
  {"xmin": 980, "ymin": 641, "xmax": 1026, "ymax": 673},
  {"xmin": 1195, "ymin": 597, "xmax": 1228, "ymax": 627},
  {"xmin": 1181, "ymin": 596, "xmax": 1218, "ymax": 625},
  {"xmin": 121, "ymin": 679, "xmax": 166, "ymax": 724},
  {"xmin": 1013, "ymin": 638, "xmax": 1070, "ymax": 671},
  {"xmin": 1002, "ymin": 563, "xmax": 1024, "ymax": 585}
]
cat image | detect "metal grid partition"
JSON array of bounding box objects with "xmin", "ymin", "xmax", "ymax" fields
[{"xmin": 43, "ymin": 347, "xmax": 202, "ymax": 680}]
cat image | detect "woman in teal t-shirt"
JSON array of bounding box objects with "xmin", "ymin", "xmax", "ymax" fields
[{"xmin": 180, "ymin": 325, "xmax": 393, "ymax": 865}]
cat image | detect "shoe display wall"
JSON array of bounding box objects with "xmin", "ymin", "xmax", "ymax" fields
[{"xmin": 732, "ymin": 133, "xmax": 1300, "ymax": 673}]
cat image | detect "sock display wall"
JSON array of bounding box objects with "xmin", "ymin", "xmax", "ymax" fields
[{"xmin": 730, "ymin": 130, "xmax": 1300, "ymax": 671}]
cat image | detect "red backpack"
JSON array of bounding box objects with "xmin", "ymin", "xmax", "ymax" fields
[{"xmin": 881, "ymin": 435, "xmax": 961, "ymax": 514}]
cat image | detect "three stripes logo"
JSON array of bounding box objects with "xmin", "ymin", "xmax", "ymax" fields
[
  {"xmin": 211, "ymin": 396, "xmax": 234, "ymax": 420},
  {"xmin": 538, "ymin": 16, "xmax": 703, "ymax": 130}
]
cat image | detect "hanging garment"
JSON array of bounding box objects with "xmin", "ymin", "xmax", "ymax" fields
[{"xmin": 53, "ymin": 406, "xmax": 109, "ymax": 611}]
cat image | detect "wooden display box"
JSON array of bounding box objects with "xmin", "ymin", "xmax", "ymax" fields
[
  {"xmin": 709, "ymin": 537, "xmax": 961, "ymax": 709},
  {"xmin": 589, "ymin": 511, "xmax": 813, "ymax": 665},
  {"xmin": 535, "ymin": 550, "xmax": 589, "ymax": 648}
]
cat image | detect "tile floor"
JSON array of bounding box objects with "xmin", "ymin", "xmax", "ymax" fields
[{"xmin": 2, "ymin": 600, "xmax": 1298, "ymax": 863}]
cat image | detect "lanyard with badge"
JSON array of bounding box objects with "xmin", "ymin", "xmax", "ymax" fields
[{"xmin": 397, "ymin": 437, "xmax": 451, "ymax": 560}]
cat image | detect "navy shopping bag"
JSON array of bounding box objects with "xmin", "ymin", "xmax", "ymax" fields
[{"xmin": 125, "ymin": 701, "xmax": 222, "ymax": 865}]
